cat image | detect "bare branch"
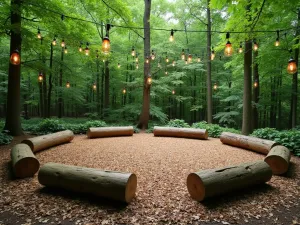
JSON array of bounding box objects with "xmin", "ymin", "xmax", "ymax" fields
[
  {"xmin": 183, "ymin": 0, "xmax": 208, "ymax": 26},
  {"xmin": 251, "ymin": 0, "xmax": 266, "ymax": 30}
]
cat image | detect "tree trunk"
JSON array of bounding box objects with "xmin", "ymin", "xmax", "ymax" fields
[
  {"xmin": 277, "ymin": 70, "xmax": 282, "ymax": 129},
  {"xmin": 137, "ymin": 0, "xmax": 152, "ymax": 130},
  {"xmin": 96, "ymin": 60, "xmax": 100, "ymax": 116},
  {"xmin": 47, "ymin": 43, "xmax": 54, "ymax": 118},
  {"xmin": 104, "ymin": 60, "xmax": 109, "ymax": 115},
  {"xmin": 43, "ymin": 69, "xmax": 48, "ymax": 118},
  {"xmin": 87, "ymin": 126, "xmax": 134, "ymax": 138},
  {"xmin": 58, "ymin": 48, "xmax": 64, "ymax": 118},
  {"xmin": 187, "ymin": 160, "xmax": 272, "ymax": 201},
  {"xmin": 220, "ymin": 132, "xmax": 277, "ymax": 155},
  {"xmin": 206, "ymin": 0, "xmax": 213, "ymax": 124},
  {"xmin": 38, "ymin": 80, "xmax": 44, "ymax": 117},
  {"xmin": 153, "ymin": 126, "xmax": 208, "ymax": 139},
  {"xmin": 22, "ymin": 130, "xmax": 74, "ymax": 153},
  {"xmin": 252, "ymin": 51, "xmax": 259, "ymax": 129},
  {"xmin": 11, "ymin": 144, "xmax": 40, "ymax": 178},
  {"xmin": 264, "ymin": 145, "xmax": 291, "ymax": 175},
  {"xmin": 38, "ymin": 162, "xmax": 137, "ymax": 203},
  {"xmin": 4, "ymin": 0, "xmax": 23, "ymax": 135},
  {"xmin": 242, "ymin": 40, "xmax": 253, "ymax": 135}
]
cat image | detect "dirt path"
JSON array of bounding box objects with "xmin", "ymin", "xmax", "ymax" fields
[{"xmin": 0, "ymin": 133, "xmax": 299, "ymax": 224}]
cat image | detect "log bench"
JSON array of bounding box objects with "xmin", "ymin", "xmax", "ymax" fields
[{"xmin": 153, "ymin": 126, "xmax": 208, "ymax": 140}]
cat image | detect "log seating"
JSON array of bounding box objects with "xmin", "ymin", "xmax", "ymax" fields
[
  {"xmin": 87, "ymin": 126, "xmax": 134, "ymax": 138},
  {"xmin": 38, "ymin": 163, "xmax": 137, "ymax": 203},
  {"xmin": 153, "ymin": 126, "xmax": 208, "ymax": 140},
  {"xmin": 264, "ymin": 145, "xmax": 291, "ymax": 175},
  {"xmin": 22, "ymin": 130, "xmax": 74, "ymax": 153}
]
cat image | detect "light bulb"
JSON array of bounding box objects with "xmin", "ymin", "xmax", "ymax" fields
[
  {"xmin": 10, "ymin": 50, "xmax": 20, "ymax": 65},
  {"xmin": 102, "ymin": 36, "xmax": 110, "ymax": 54},
  {"xmin": 224, "ymin": 41, "xmax": 233, "ymax": 56},
  {"xmin": 287, "ymin": 57, "xmax": 297, "ymax": 74}
]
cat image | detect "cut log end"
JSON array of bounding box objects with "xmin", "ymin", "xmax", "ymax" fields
[
  {"xmin": 125, "ymin": 174, "xmax": 137, "ymax": 203},
  {"xmin": 14, "ymin": 157, "xmax": 40, "ymax": 178},
  {"xmin": 186, "ymin": 173, "xmax": 205, "ymax": 201},
  {"xmin": 21, "ymin": 140, "xmax": 34, "ymax": 151},
  {"xmin": 264, "ymin": 156, "xmax": 288, "ymax": 175}
]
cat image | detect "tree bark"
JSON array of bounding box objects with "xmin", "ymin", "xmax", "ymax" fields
[
  {"xmin": 252, "ymin": 51, "xmax": 259, "ymax": 129},
  {"xmin": 242, "ymin": 39, "xmax": 253, "ymax": 135},
  {"xmin": 38, "ymin": 163, "xmax": 137, "ymax": 203},
  {"xmin": 137, "ymin": 0, "xmax": 151, "ymax": 130},
  {"xmin": 220, "ymin": 132, "xmax": 277, "ymax": 155},
  {"xmin": 206, "ymin": 0, "xmax": 213, "ymax": 124},
  {"xmin": 153, "ymin": 126, "xmax": 208, "ymax": 140},
  {"xmin": 187, "ymin": 160, "xmax": 272, "ymax": 201},
  {"xmin": 104, "ymin": 60, "xmax": 109, "ymax": 115},
  {"xmin": 11, "ymin": 144, "xmax": 40, "ymax": 178},
  {"xmin": 47, "ymin": 43, "xmax": 54, "ymax": 118},
  {"xmin": 22, "ymin": 130, "xmax": 74, "ymax": 153},
  {"xmin": 96, "ymin": 60, "xmax": 100, "ymax": 115},
  {"xmin": 264, "ymin": 145, "xmax": 291, "ymax": 175},
  {"xmin": 58, "ymin": 48, "xmax": 64, "ymax": 118},
  {"xmin": 4, "ymin": 0, "xmax": 23, "ymax": 135},
  {"xmin": 87, "ymin": 126, "xmax": 134, "ymax": 138}
]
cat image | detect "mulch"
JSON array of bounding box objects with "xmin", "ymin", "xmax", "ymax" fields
[{"xmin": 0, "ymin": 133, "xmax": 299, "ymax": 225}]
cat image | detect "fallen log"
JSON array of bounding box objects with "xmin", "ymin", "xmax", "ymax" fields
[
  {"xmin": 22, "ymin": 130, "xmax": 74, "ymax": 153},
  {"xmin": 187, "ymin": 160, "xmax": 272, "ymax": 201},
  {"xmin": 264, "ymin": 145, "xmax": 291, "ymax": 175},
  {"xmin": 38, "ymin": 163, "xmax": 137, "ymax": 203},
  {"xmin": 87, "ymin": 126, "xmax": 134, "ymax": 138},
  {"xmin": 153, "ymin": 126, "xmax": 208, "ymax": 140},
  {"xmin": 220, "ymin": 132, "xmax": 277, "ymax": 155},
  {"xmin": 11, "ymin": 144, "xmax": 40, "ymax": 178}
]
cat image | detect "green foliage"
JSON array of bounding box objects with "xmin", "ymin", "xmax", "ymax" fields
[
  {"xmin": 251, "ymin": 128, "xmax": 300, "ymax": 156},
  {"xmin": 166, "ymin": 119, "xmax": 190, "ymax": 128},
  {"xmin": 37, "ymin": 119, "xmax": 66, "ymax": 133},
  {"xmin": 0, "ymin": 132, "xmax": 13, "ymax": 145},
  {"xmin": 83, "ymin": 113, "xmax": 99, "ymax": 120},
  {"xmin": 192, "ymin": 121, "xmax": 240, "ymax": 138}
]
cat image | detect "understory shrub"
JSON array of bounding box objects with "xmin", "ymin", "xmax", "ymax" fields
[
  {"xmin": 251, "ymin": 128, "xmax": 300, "ymax": 156},
  {"xmin": 0, "ymin": 132, "xmax": 13, "ymax": 145},
  {"xmin": 192, "ymin": 121, "xmax": 240, "ymax": 138},
  {"xmin": 166, "ymin": 119, "xmax": 190, "ymax": 128}
]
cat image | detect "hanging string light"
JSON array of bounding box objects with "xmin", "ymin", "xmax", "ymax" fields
[
  {"xmin": 275, "ymin": 30, "xmax": 280, "ymax": 47},
  {"xmin": 224, "ymin": 32, "xmax": 233, "ymax": 56},
  {"xmin": 147, "ymin": 74, "xmax": 152, "ymax": 85},
  {"xmin": 151, "ymin": 50, "xmax": 155, "ymax": 60},
  {"xmin": 172, "ymin": 60, "xmax": 176, "ymax": 66},
  {"xmin": 38, "ymin": 71, "xmax": 43, "ymax": 82},
  {"xmin": 146, "ymin": 56, "xmax": 149, "ymax": 64},
  {"xmin": 211, "ymin": 47, "xmax": 215, "ymax": 60},
  {"xmin": 238, "ymin": 42, "xmax": 243, "ymax": 53},
  {"xmin": 66, "ymin": 81, "xmax": 70, "ymax": 88},
  {"xmin": 37, "ymin": 28, "xmax": 41, "ymax": 39},
  {"xmin": 165, "ymin": 69, "xmax": 168, "ymax": 75},
  {"xmin": 102, "ymin": 24, "xmax": 111, "ymax": 54},
  {"xmin": 136, "ymin": 63, "xmax": 139, "ymax": 69},
  {"xmin": 61, "ymin": 39, "xmax": 65, "ymax": 48},
  {"xmin": 10, "ymin": 49, "xmax": 20, "ymax": 65},
  {"xmin": 197, "ymin": 56, "xmax": 201, "ymax": 62},
  {"xmin": 213, "ymin": 83, "xmax": 218, "ymax": 90},
  {"xmin": 122, "ymin": 88, "xmax": 126, "ymax": 94},
  {"xmin": 166, "ymin": 56, "xmax": 169, "ymax": 63},
  {"xmin": 52, "ymin": 36, "xmax": 57, "ymax": 46},
  {"xmin": 135, "ymin": 56, "xmax": 139, "ymax": 62},
  {"xmin": 64, "ymin": 46, "xmax": 68, "ymax": 54},
  {"xmin": 181, "ymin": 49, "xmax": 185, "ymax": 60},
  {"xmin": 253, "ymin": 39, "xmax": 258, "ymax": 51},
  {"xmin": 287, "ymin": 51, "xmax": 297, "ymax": 74},
  {"xmin": 85, "ymin": 43, "xmax": 90, "ymax": 56},
  {"xmin": 96, "ymin": 50, "xmax": 99, "ymax": 58},
  {"xmin": 169, "ymin": 29, "xmax": 174, "ymax": 42},
  {"xmin": 253, "ymin": 79, "xmax": 258, "ymax": 88},
  {"xmin": 131, "ymin": 47, "xmax": 135, "ymax": 57},
  {"xmin": 158, "ymin": 62, "xmax": 161, "ymax": 68},
  {"xmin": 185, "ymin": 59, "xmax": 188, "ymax": 65},
  {"xmin": 188, "ymin": 54, "xmax": 192, "ymax": 63},
  {"xmin": 172, "ymin": 90, "xmax": 175, "ymax": 95},
  {"xmin": 118, "ymin": 63, "xmax": 121, "ymax": 68},
  {"xmin": 93, "ymin": 83, "xmax": 97, "ymax": 90},
  {"xmin": 79, "ymin": 42, "xmax": 83, "ymax": 52}
]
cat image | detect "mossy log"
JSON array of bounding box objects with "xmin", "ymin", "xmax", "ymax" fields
[
  {"xmin": 38, "ymin": 163, "xmax": 137, "ymax": 203},
  {"xmin": 220, "ymin": 132, "xmax": 277, "ymax": 155},
  {"xmin": 264, "ymin": 145, "xmax": 291, "ymax": 175},
  {"xmin": 87, "ymin": 126, "xmax": 134, "ymax": 138},
  {"xmin": 153, "ymin": 126, "xmax": 208, "ymax": 140},
  {"xmin": 187, "ymin": 160, "xmax": 272, "ymax": 201},
  {"xmin": 11, "ymin": 144, "xmax": 40, "ymax": 178},
  {"xmin": 22, "ymin": 130, "xmax": 74, "ymax": 153}
]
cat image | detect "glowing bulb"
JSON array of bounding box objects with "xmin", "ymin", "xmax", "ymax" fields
[
  {"xmin": 172, "ymin": 90, "xmax": 175, "ymax": 95},
  {"xmin": 165, "ymin": 70, "xmax": 168, "ymax": 75},
  {"xmin": 85, "ymin": 47, "xmax": 89, "ymax": 56},
  {"xmin": 275, "ymin": 38, "xmax": 280, "ymax": 47},
  {"xmin": 122, "ymin": 88, "xmax": 126, "ymax": 94},
  {"xmin": 118, "ymin": 63, "xmax": 121, "ymax": 68},
  {"xmin": 146, "ymin": 57, "xmax": 149, "ymax": 64},
  {"xmin": 166, "ymin": 56, "xmax": 169, "ymax": 63},
  {"xmin": 169, "ymin": 29, "xmax": 174, "ymax": 42},
  {"xmin": 253, "ymin": 42, "xmax": 258, "ymax": 51},
  {"xmin": 197, "ymin": 57, "xmax": 201, "ymax": 62},
  {"xmin": 147, "ymin": 76, "xmax": 152, "ymax": 85},
  {"xmin": 181, "ymin": 49, "xmax": 185, "ymax": 60},
  {"xmin": 211, "ymin": 51, "xmax": 215, "ymax": 61},
  {"xmin": 52, "ymin": 38, "xmax": 57, "ymax": 46},
  {"xmin": 64, "ymin": 46, "xmax": 68, "ymax": 54},
  {"xmin": 102, "ymin": 36, "xmax": 110, "ymax": 54},
  {"xmin": 38, "ymin": 72, "xmax": 43, "ymax": 82},
  {"xmin": 131, "ymin": 48, "xmax": 135, "ymax": 57},
  {"xmin": 151, "ymin": 51, "xmax": 155, "ymax": 60},
  {"xmin": 10, "ymin": 50, "xmax": 20, "ymax": 65},
  {"xmin": 79, "ymin": 46, "xmax": 82, "ymax": 52},
  {"xmin": 213, "ymin": 83, "xmax": 218, "ymax": 90},
  {"xmin": 136, "ymin": 63, "xmax": 139, "ymax": 69},
  {"xmin": 66, "ymin": 81, "xmax": 70, "ymax": 88},
  {"xmin": 37, "ymin": 30, "xmax": 41, "ymax": 39},
  {"xmin": 185, "ymin": 60, "xmax": 188, "ymax": 65},
  {"xmin": 135, "ymin": 57, "xmax": 138, "ymax": 62},
  {"xmin": 61, "ymin": 40, "xmax": 65, "ymax": 48},
  {"xmin": 254, "ymin": 81, "xmax": 258, "ymax": 88},
  {"xmin": 287, "ymin": 57, "xmax": 297, "ymax": 74},
  {"xmin": 188, "ymin": 54, "xmax": 192, "ymax": 63},
  {"xmin": 172, "ymin": 61, "xmax": 175, "ymax": 66},
  {"xmin": 224, "ymin": 41, "xmax": 233, "ymax": 56},
  {"xmin": 93, "ymin": 83, "xmax": 97, "ymax": 90}
]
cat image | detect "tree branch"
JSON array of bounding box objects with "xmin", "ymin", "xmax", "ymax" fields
[
  {"xmin": 183, "ymin": 0, "xmax": 208, "ymax": 26},
  {"xmin": 21, "ymin": 17, "xmax": 40, "ymax": 22},
  {"xmin": 101, "ymin": 0, "xmax": 144, "ymax": 39},
  {"xmin": 251, "ymin": 0, "xmax": 266, "ymax": 30}
]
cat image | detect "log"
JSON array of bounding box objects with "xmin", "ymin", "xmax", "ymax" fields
[
  {"xmin": 38, "ymin": 163, "xmax": 137, "ymax": 203},
  {"xmin": 87, "ymin": 126, "xmax": 134, "ymax": 138},
  {"xmin": 22, "ymin": 130, "xmax": 74, "ymax": 153},
  {"xmin": 153, "ymin": 126, "xmax": 208, "ymax": 140},
  {"xmin": 11, "ymin": 144, "xmax": 40, "ymax": 178},
  {"xmin": 220, "ymin": 132, "xmax": 277, "ymax": 155},
  {"xmin": 187, "ymin": 160, "xmax": 272, "ymax": 201},
  {"xmin": 264, "ymin": 145, "xmax": 291, "ymax": 175}
]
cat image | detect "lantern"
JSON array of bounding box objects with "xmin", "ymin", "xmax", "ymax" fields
[
  {"xmin": 224, "ymin": 41, "xmax": 233, "ymax": 56},
  {"xmin": 287, "ymin": 57, "xmax": 297, "ymax": 74},
  {"xmin": 10, "ymin": 50, "xmax": 20, "ymax": 65},
  {"xmin": 102, "ymin": 36, "xmax": 110, "ymax": 54}
]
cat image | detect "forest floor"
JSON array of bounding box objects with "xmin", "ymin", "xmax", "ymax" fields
[{"xmin": 0, "ymin": 133, "xmax": 299, "ymax": 225}]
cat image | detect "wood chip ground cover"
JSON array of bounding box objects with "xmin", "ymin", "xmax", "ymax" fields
[{"xmin": 0, "ymin": 134, "xmax": 299, "ymax": 225}]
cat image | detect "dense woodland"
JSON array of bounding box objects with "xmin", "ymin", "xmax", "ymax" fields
[{"xmin": 0, "ymin": 0, "xmax": 299, "ymax": 135}]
